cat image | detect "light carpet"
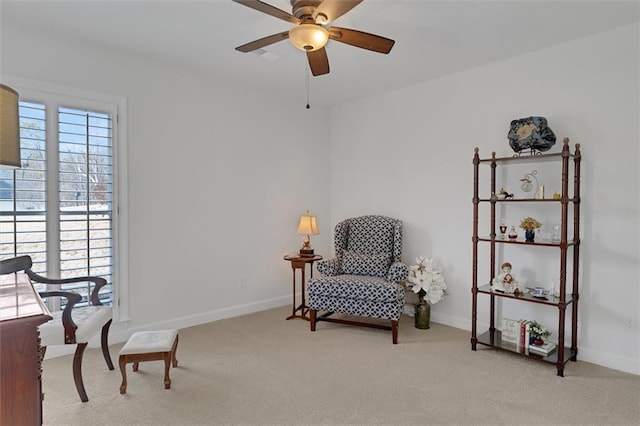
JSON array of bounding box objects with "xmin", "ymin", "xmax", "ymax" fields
[{"xmin": 41, "ymin": 306, "xmax": 640, "ymax": 425}]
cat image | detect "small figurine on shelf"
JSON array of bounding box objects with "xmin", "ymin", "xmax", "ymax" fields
[
  {"xmin": 508, "ymin": 226, "xmax": 518, "ymax": 239},
  {"xmin": 492, "ymin": 262, "xmax": 519, "ymax": 294},
  {"xmin": 498, "ymin": 187, "xmax": 514, "ymax": 199},
  {"xmin": 499, "ymin": 218, "xmax": 507, "ymax": 239}
]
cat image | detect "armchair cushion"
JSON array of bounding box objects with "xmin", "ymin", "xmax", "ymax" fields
[
  {"xmin": 308, "ymin": 275, "xmax": 402, "ymax": 303},
  {"xmin": 39, "ymin": 305, "xmax": 112, "ymax": 346},
  {"xmin": 341, "ymin": 250, "xmax": 391, "ymax": 277},
  {"xmin": 316, "ymin": 257, "xmax": 341, "ymax": 277}
]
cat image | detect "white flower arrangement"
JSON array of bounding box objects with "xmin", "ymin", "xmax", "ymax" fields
[
  {"xmin": 407, "ymin": 255, "xmax": 448, "ymax": 305},
  {"xmin": 528, "ymin": 321, "xmax": 551, "ymax": 339}
]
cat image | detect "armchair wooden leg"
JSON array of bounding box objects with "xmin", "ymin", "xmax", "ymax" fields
[
  {"xmin": 101, "ymin": 319, "xmax": 114, "ymax": 370},
  {"xmin": 310, "ymin": 309, "xmax": 316, "ymax": 332},
  {"xmin": 391, "ymin": 320, "xmax": 398, "ymax": 344},
  {"xmin": 73, "ymin": 343, "xmax": 89, "ymax": 402}
]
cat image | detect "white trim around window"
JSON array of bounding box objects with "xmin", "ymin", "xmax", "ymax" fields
[{"xmin": 2, "ymin": 75, "xmax": 129, "ymax": 324}]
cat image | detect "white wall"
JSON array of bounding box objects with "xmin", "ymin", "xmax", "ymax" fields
[
  {"xmin": 329, "ymin": 24, "xmax": 640, "ymax": 374},
  {"xmin": 2, "ymin": 20, "xmax": 638, "ymax": 375},
  {"xmin": 1, "ymin": 25, "xmax": 332, "ymax": 338}
]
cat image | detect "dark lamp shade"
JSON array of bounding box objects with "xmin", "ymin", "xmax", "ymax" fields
[{"xmin": 0, "ymin": 84, "xmax": 20, "ymax": 169}]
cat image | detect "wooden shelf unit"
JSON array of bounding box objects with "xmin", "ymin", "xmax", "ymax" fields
[{"xmin": 470, "ymin": 138, "xmax": 582, "ymax": 376}]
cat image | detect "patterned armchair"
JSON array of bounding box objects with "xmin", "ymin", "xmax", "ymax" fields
[{"xmin": 308, "ymin": 215, "xmax": 408, "ymax": 344}]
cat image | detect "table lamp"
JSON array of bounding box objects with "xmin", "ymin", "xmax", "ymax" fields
[{"xmin": 297, "ymin": 210, "xmax": 319, "ymax": 257}]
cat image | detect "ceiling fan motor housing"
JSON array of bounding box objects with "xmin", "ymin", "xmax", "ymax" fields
[{"xmin": 291, "ymin": 0, "xmax": 323, "ymax": 20}]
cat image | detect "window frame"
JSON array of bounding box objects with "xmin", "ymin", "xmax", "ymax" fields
[{"xmin": 2, "ymin": 76, "xmax": 129, "ymax": 323}]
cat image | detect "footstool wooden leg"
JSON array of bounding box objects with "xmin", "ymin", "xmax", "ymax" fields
[
  {"xmin": 164, "ymin": 354, "xmax": 172, "ymax": 389},
  {"xmin": 171, "ymin": 335, "xmax": 179, "ymax": 368},
  {"xmin": 119, "ymin": 356, "xmax": 128, "ymax": 394}
]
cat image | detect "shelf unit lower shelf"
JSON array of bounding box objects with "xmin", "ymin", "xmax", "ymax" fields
[{"xmin": 476, "ymin": 330, "xmax": 577, "ymax": 365}]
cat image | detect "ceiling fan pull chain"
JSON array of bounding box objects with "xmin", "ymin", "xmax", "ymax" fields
[{"xmin": 305, "ymin": 62, "xmax": 311, "ymax": 109}]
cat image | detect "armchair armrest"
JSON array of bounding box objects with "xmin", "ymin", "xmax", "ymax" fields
[
  {"xmin": 38, "ymin": 290, "xmax": 82, "ymax": 344},
  {"xmin": 387, "ymin": 261, "xmax": 409, "ymax": 283},
  {"xmin": 27, "ymin": 270, "xmax": 108, "ymax": 306},
  {"xmin": 316, "ymin": 258, "xmax": 341, "ymax": 276}
]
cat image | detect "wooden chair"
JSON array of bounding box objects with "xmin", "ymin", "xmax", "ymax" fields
[{"xmin": 0, "ymin": 255, "xmax": 114, "ymax": 402}]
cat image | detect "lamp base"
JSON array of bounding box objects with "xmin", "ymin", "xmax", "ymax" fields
[{"xmin": 299, "ymin": 248, "xmax": 315, "ymax": 257}]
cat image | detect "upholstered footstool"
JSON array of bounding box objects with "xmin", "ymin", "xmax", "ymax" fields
[{"xmin": 118, "ymin": 329, "xmax": 179, "ymax": 394}]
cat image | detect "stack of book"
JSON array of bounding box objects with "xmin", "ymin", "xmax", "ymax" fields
[
  {"xmin": 528, "ymin": 340, "xmax": 557, "ymax": 356},
  {"xmin": 501, "ymin": 318, "xmax": 557, "ymax": 356}
]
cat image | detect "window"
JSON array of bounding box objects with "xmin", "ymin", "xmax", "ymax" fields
[
  {"xmin": 0, "ymin": 81, "xmax": 127, "ymax": 318},
  {"xmin": 1, "ymin": 101, "xmax": 47, "ymax": 283}
]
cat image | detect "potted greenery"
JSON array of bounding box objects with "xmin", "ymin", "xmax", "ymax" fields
[
  {"xmin": 519, "ymin": 216, "xmax": 542, "ymax": 242},
  {"xmin": 528, "ymin": 320, "xmax": 551, "ymax": 345}
]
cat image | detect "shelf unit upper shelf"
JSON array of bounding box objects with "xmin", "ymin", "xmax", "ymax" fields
[
  {"xmin": 476, "ymin": 236, "xmax": 578, "ymax": 247},
  {"xmin": 477, "ymin": 150, "xmax": 577, "ymax": 164}
]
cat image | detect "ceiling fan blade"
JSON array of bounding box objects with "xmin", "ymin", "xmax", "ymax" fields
[
  {"xmin": 307, "ymin": 48, "xmax": 330, "ymax": 76},
  {"xmin": 313, "ymin": 0, "xmax": 363, "ymax": 24},
  {"xmin": 235, "ymin": 31, "xmax": 290, "ymax": 53},
  {"xmin": 328, "ymin": 27, "xmax": 395, "ymax": 54},
  {"xmin": 233, "ymin": 0, "xmax": 300, "ymax": 25}
]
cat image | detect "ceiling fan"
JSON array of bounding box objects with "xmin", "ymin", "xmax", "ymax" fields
[{"xmin": 233, "ymin": 0, "xmax": 395, "ymax": 76}]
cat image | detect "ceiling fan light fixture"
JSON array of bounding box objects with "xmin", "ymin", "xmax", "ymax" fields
[{"xmin": 289, "ymin": 24, "xmax": 329, "ymax": 52}]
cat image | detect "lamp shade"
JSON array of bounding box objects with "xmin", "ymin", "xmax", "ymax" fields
[
  {"xmin": 289, "ymin": 24, "xmax": 329, "ymax": 52},
  {"xmin": 0, "ymin": 84, "xmax": 20, "ymax": 168},
  {"xmin": 297, "ymin": 211, "xmax": 319, "ymax": 235}
]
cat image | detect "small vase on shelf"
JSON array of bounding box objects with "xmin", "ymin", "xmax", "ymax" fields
[
  {"xmin": 414, "ymin": 299, "xmax": 431, "ymax": 330},
  {"xmin": 531, "ymin": 337, "xmax": 544, "ymax": 346},
  {"xmin": 525, "ymin": 229, "xmax": 535, "ymax": 242},
  {"xmin": 508, "ymin": 226, "xmax": 518, "ymax": 239}
]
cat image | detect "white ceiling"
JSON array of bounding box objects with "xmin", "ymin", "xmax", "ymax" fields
[{"xmin": 2, "ymin": 0, "xmax": 639, "ymax": 107}]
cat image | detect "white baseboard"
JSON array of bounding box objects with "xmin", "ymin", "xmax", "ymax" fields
[{"xmin": 45, "ymin": 298, "xmax": 640, "ymax": 375}]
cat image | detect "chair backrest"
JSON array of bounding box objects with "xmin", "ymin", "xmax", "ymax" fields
[
  {"xmin": 334, "ymin": 215, "xmax": 403, "ymax": 262},
  {"xmin": 1, "ymin": 255, "xmax": 108, "ymax": 307},
  {"xmin": 0, "ymin": 255, "xmax": 33, "ymax": 275}
]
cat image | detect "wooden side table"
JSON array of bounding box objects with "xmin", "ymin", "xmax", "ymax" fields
[{"xmin": 283, "ymin": 254, "xmax": 322, "ymax": 321}]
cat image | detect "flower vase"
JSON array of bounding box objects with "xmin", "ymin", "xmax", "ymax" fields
[
  {"xmin": 525, "ymin": 229, "xmax": 535, "ymax": 242},
  {"xmin": 414, "ymin": 301, "xmax": 430, "ymax": 329}
]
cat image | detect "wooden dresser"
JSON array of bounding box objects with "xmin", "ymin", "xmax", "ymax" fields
[{"xmin": 1, "ymin": 272, "xmax": 52, "ymax": 426}]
